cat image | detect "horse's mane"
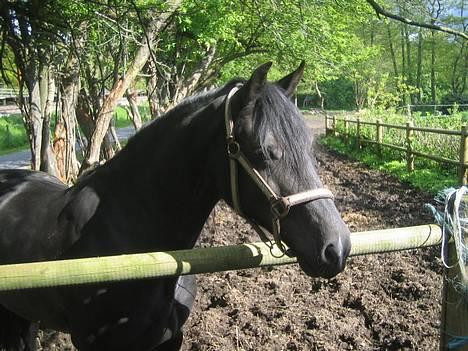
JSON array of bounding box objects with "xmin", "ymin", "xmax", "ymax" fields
[
  {"xmin": 125, "ymin": 79, "xmax": 311, "ymax": 186},
  {"xmin": 153, "ymin": 79, "xmax": 245, "ymax": 123}
]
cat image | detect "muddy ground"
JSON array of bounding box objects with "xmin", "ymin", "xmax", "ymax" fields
[{"xmin": 40, "ymin": 116, "xmax": 443, "ymax": 350}]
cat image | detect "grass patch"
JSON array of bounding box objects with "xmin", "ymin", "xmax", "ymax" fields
[
  {"xmin": 0, "ymin": 114, "xmax": 28, "ymax": 154},
  {"xmin": 319, "ymin": 135, "xmax": 457, "ymax": 194}
]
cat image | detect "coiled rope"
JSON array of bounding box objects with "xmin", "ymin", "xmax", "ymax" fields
[
  {"xmin": 426, "ymin": 187, "xmax": 468, "ymax": 293},
  {"xmin": 426, "ymin": 187, "xmax": 468, "ymax": 350}
]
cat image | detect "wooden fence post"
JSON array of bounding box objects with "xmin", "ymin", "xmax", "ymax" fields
[
  {"xmin": 344, "ymin": 117, "xmax": 349, "ymax": 144},
  {"xmin": 406, "ymin": 121, "xmax": 414, "ymax": 173},
  {"xmin": 376, "ymin": 119, "xmax": 383, "ymax": 156},
  {"xmin": 439, "ymin": 195, "xmax": 468, "ymax": 350},
  {"xmin": 440, "ymin": 248, "xmax": 468, "ymax": 351},
  {"xmin": 356, "ymin": 117, "xmax": 361, "ymax": 150},
  {"xmin": 332, "ymin": 115, "xmax": 337, "ymax": 136},
  {"xmin": 325, "ymin": 114, "xmax": 329, "ymax": 136},
  {"xmin": 459, "ymin": 125, "xmax": 468, "ymax": 186}
]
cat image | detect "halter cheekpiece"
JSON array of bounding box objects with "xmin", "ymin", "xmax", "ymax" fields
[{"xmin": 224, "ymin": 86, "xmax": 334, "ymax": 256}]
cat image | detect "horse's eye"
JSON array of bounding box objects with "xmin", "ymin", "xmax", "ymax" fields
[
  {"xmin": 251, "ymin": 147, "xmax": 283, "ymax": 164},
  {"xmin": 251, "ymin": 150, "xmax": 268, "ymax": 164},
  {"xmin": 268, "ymin": 146, "xmax": 283, "ymax": 160}
]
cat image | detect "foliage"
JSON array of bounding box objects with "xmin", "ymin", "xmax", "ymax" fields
[
  {"xmin": 301, "ymin": 0, "xmax": 468, "ymax": 111},
  {"xmin": 319, "ymin": 135, "xmax": 457, "ymax": 194},
  {"xmin": 311, "ymin": 77, "xmax": 356, "ymax": 110}
]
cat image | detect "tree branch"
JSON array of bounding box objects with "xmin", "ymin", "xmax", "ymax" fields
[{"xmin": 366, "ymin": 0, "xmax": 468, "ymax": 40}]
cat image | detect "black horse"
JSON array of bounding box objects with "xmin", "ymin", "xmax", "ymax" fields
[{"xmin": 0, "ymin": 62, "xmax": 350, "ymax": 350}]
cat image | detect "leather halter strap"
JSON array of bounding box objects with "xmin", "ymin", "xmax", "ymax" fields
[{"xmin": 224, "ymin": 86, "xmax": 334, "ymax": 256}]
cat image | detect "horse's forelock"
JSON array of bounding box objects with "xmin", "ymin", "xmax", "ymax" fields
[{"xmin": 254, "ymin": 84, "xmax": 312, "ymax": 184}]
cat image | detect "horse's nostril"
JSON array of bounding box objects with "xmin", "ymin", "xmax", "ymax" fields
[{"xmin": 322, "ymin": 243, "xmax": 341, "ymax": 266}]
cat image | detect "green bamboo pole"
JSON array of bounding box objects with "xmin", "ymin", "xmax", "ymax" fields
[{"xmin": 0, "ymin": 224, "xmax": 442, "ymax": 291}]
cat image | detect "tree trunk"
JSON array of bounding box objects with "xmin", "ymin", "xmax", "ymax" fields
[
  {"xmin": 314, "ymin": 81, "xmax": 325, "ymax": 111},
  {"xmin": 126, "ymin": 89, "xmax": 143, "ymax": 130},
  {"xmin": 416, "ymin": 28, "xmax": 423, "ymax": 103},
  {"xmin": 451, "ymin": 40, "xmax": 466, "ymax": 96},
  {"xmin": 76, "ymin": 90, "xmax": 95, "ymax": 145},
  {"xmin": 405, "ymin": 25, "xmax": 412, "ymax": 85},
  {"xmin": 430, "ymin": 29, "xmax": 437, "ymax": 104},
  {"xmin": 145, "ymin": 59, "xmax": 160, "ymax": 118},
  {"xmin": 82, "ymin": 0, "xmax": 182, "ymax": 172},
  {"xmin": 387, "ymin": 25, "xmax": 399, "ymax": 77},
  {"xmin": 353, "ymin": 77, "xmax": 366, "ymax": 111},
  {"xmin": 39, "ymin": 64, "xmax": 58, "ymax": 176},
  {"xmin": 76, "ymin": 91, "xmax": 117, "ymax": 163},
  {"xmin": 172, "ymin": 46, "xmax": 217, "ymax": 107},
  {"xmin": 23, "ymin": 62, "xmax": 43, "ymax": 171},
  {"xmin": 400, "ymin": 26, "xmax": 406, "ymax": 82},
  {"xmin": 56, "ymin": 54, "xmax": 81, "ymax": 183}
]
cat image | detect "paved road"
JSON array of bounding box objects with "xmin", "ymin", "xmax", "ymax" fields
[{"xmin": 0, "ymin": 126, "xmax": 135, "ymax": 170}]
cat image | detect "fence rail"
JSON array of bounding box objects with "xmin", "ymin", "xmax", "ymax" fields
[
  {"xmin": 0, "ymin": 224, "xmax": 442, "ymax": 291},
  {"xmin": 0, "ymin": 88, "xmax": 29, "ymax": 100},
  {"xmin": 325, "ymin": 115, "xmax": 468, "ymax": 185}
]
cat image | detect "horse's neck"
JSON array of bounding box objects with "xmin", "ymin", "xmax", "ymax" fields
[{"xmin": 93, "ymin": 99, "xmax": 225, "ymax": 251}]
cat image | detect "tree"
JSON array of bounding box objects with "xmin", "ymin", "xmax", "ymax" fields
[
  {"xmin": 366, "ymin": 0, "xmax": 468, "ymax": 40},
  {"xmin": 81, "ymin": 0, "xmax": 182, "ymax": 171},
  {"xmin": 0, "ymin": 1, "xmax": 60, "ymax": 173}
]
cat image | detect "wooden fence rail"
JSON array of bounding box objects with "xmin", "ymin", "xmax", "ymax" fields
[
  {"xmin": 325, "ymin": 115, "xmax": 468, "ymax": 185},
  {"xmin": 0, "ymin": 224, "xmax": 442, "ymax": 291}
]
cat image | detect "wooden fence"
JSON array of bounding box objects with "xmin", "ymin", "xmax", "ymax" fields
[{"xmin": 325, "ymin": 115, "xmax": 468, "ymax": 186}]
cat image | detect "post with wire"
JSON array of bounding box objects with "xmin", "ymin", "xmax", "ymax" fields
[{"xmin": 431, "ymin": 188, "xmax": 468, "ymax": 350}]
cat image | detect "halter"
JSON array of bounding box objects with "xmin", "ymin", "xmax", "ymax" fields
[{"xmin": 224, "ymin": 86, "xmax": 334, "ymax": 256}]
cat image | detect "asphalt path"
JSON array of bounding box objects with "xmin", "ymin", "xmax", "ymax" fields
[{"xmin": 0, "ymin": 126, "xmax": 135, "ymax": 170}]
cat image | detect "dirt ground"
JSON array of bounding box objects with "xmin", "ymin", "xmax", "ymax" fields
[{"xmin": 40, "ymin": 115, "xmax": 443, "ymax": 350}]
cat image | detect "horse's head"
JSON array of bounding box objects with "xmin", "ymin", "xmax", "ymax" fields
[{"xmin": 222, "ymin": 62, "xmax": 351, "ymax": 278}]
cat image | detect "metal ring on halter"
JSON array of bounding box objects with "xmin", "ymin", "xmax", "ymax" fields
[{"xmin": 223, "ymin": 86, "xmax": 335, "ymax": 256}]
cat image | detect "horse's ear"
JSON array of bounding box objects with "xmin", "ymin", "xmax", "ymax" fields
[
  {"xmin": 230, "ymin": 62, "xmax": 271, "ymax": 129},
  {"xmin": 242, "ymin": 62, "xmax": 272, "ymax": 105},
  {"xmin": 276, "ymin": 60, "xmax": 305, "ymax": 98}
]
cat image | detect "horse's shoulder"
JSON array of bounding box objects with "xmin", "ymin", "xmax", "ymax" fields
[{"xmin": 58, "ymin": 185, "xmax": 100, "ymax": 236}]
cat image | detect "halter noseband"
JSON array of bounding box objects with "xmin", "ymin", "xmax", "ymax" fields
[{"xmin": 224, "ymin": 86, "xmax": 334, "ymax": 256}]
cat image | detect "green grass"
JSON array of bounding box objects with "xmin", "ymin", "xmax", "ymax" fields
[
  {"xmin": 0, "ymin": 105, "xmax": 150, "ymax": 155},
  {"xmin": 0, "ymin": 114, "xmax": 28, "ymax": 154},
  {"xmin": 319, "ymin": 135, "xmax": 458, "ymax": 194},
  {"xmin": 113, "ymin": 105, "xmax": 151, "ymax": 128}
]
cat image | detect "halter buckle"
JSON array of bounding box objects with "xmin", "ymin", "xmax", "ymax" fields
[
  {"xmin": 227, "ymin": 139, "xmax": 241, "ymax": 159},
  {"xmin": 271, "ymin": 197, "xmax": 290, "ymax": 219}
]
